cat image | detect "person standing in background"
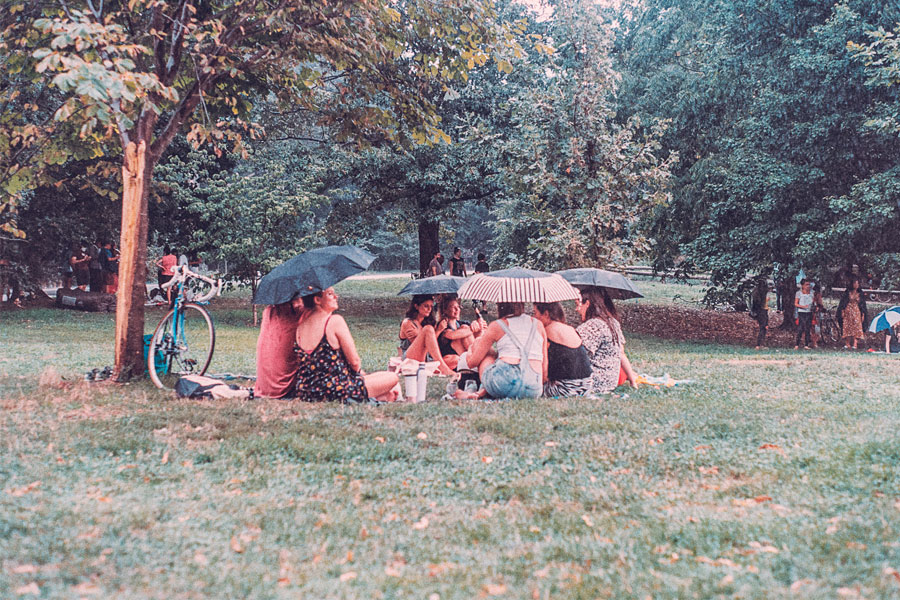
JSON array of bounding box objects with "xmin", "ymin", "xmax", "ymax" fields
[
  {"xmin": 428, "ymin": 252, "xmax": 444, "ymax": 276},
  {"xmin": 70, "ymin": 244, "xmax": 90, "ymax": 291},
  {"xmin": 751, "ymin": 277, "xmax": 770, "ymax": 350},
  {"xmin": 794, "ymin": 279, "xmax": 814, "ymax": 350},
  {"xmin": 449, "ymin": 247, "xmax": 467, "ymax": 277},
  {"xmin": 88, "ymin": 239, "xmax": 104, "ymax": 293},
  {"xmin": 474, "ymin": 253, "xmax": 489, "ymax": 274}
]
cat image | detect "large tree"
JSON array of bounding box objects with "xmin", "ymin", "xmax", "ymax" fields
[
  {"xmin": 9, "ymin": 0, "xmax": 512, "ymax": 378},
  {"xmin": 491, "ymin": 0, "xmax": 673, "ymax": 270}
]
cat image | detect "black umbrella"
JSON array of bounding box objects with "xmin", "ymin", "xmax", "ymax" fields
[
  {"xmin": 556, "ymin": 267, "xmax": 644, "ymax": 300},
  {"xmin": 398, "ymin": 274, "xmax": 467, "ymax": 296},
  {"xmin": 253, "ymin": 245, "xmax": 376, "ymax": 305}
]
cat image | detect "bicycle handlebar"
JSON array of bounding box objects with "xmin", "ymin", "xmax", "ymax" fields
[{"xmin": 160, "ymin": 265, "xmax": 222, "ymax": 303}]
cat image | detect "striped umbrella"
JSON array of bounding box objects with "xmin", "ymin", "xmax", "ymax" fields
[
  {"xmin": 868, "ymin": 306, "xmax": 900, "ymax": 333},
  {"xmin": 457, "ymin": 267, "xmax": 580, "ymax": 303}
]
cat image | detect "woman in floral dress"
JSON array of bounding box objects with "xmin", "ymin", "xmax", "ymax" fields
[
  {"xmin": 295, "ymin": 288, "xmax": 399, "ymax": 402},
  {"xmin": 837, "ymin": 276, "xmax": 868, "ymax": 350},
  {"xmin": 575, "ymin": 287, "xmax": 638, "ymax": 394}
]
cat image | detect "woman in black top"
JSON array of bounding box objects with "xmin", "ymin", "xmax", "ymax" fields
[{"xmin": 533, "ymin": 302, "xmax": 592, "ymax": 397}]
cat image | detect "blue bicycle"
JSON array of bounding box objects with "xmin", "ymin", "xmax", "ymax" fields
[{"xmin": 147, "ymin": 265, "xmax": 222, "ymax": 389}]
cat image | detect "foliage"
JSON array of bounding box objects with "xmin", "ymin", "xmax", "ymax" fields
[
  {"xmin": 155, "ymin": 142, "xmax": 329, "ymax": 289},
  {"xmin": 491, "ymin": 0, "xmax": 674, "ymax": 271},
  {"xmin": 616, "ymin": 0, "xmax": 900, "ymax": 295}
]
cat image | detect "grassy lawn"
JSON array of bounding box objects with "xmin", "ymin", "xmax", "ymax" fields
[{"xmin": 2, "ymin": 279, "xmax": 900, "ymax": 598}]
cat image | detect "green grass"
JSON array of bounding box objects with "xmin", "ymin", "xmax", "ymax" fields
[{"xmin": 2, "ymin": 280, "xmax": 900, "ymax": 598}]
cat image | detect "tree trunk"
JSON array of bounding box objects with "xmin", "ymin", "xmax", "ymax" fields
[
  {"xmin": 776, "ymin": 276, "xmax": 796, "ymax": 331},
  {"xmin": 113, "ymin": 141, "xmax": 153, "ymax": 381},
  {"xmin": 418, "ymin": 217, "xmax": 439, "ymax": 276}
]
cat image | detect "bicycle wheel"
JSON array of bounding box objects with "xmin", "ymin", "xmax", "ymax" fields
[
  {"xmin": 822, "ymin": 318, "xmax": 841, "ymax": 345},
  {"xmin": 148, "ymin": 303, "xmax": 215, "ymax": 389}
]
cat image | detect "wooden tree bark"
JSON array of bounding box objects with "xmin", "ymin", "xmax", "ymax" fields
[
  {"xmin": 113, "ymin": 141, "xmax": 152, "ymax": 380},
  {"xmin": 777, "ymin": 277, "xmax": 797, "ymax": 331},
  {"xmin": 418, "ymin": 217, "xmax": 439, "ymax": 276}
]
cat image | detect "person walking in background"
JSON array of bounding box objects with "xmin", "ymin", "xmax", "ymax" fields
[
  {"xmin": 837, "ymin": 275, "xmax": 867, "ymax": 350},
  {"xmin": 449, "ymin": 247, "xmax": 467, "ymax": 277},
  {"xmin": 474, "ymin": 253, "xmax": 490, "ymax": 274},
  {"xmin": 750, "ymin": 277, "xmax": 770, "ymax": 350},
  {"xmin": 794, "ymin": 279, "xmax": 814, "ymax": 349}
]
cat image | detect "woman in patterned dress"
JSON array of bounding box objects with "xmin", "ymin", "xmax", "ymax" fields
[
  {"xmin": 295, "ymin": 288, "xmax": 399, "ymax": 402},
  {"xmin": 575, "ymin": 287, "xmax": 638, "ymax": 394},
  {"xmin": 837, "ymin": 276, "xmax": 867, "ymax": 350}
]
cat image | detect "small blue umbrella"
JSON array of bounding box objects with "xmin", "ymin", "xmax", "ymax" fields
[
  {"xmin": 868, "ymin": 306, "xmax": 900, "ymax": 333},
  {"xmin": 398, "ymin": 274, "xmax": 467, "ymax": 296},
  {"xmin": 253, "ymin": 245, "xmax": 375, "ymax": 305}
]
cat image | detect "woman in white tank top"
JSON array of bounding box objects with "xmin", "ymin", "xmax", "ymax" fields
[{"xmin": 459, "ymin": 302, "xmax": 547, "ymax": 399}]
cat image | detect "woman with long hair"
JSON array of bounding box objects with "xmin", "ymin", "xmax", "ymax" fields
[
  {"xmin": 837, "ymin": 275, "xmax": 867, "ymax": 350},
  {"xmin": 460, "ymin": 301, "xmax": 547, "ymax": 399},
  {"xmin": 576, "ymin": 287, "xmax": 637, "ymax": 394},
  {"xmin": 295, "ymin": 288, "xmax": 399, "ymax": 402},
  {"xmin": 398, "ymin": 294, "xmax": 455, "ymax": 374},
  {"xmin": 435, "ymin": 296, "xmax": 485, "ymax": 360},
  {"xmin": 533, "ymin": 302, "xmax": 592, "ymax": 397}
]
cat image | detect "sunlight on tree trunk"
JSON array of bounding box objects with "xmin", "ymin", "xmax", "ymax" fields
[{"xmin": 114, "ymin": 141, "xmax": 149, "ymax": 381}]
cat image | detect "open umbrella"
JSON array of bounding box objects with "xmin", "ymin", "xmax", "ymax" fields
[
  {"xmin": 556, "ymin": 267, "xmax": 644, "ymax": 300},
  {"xmin": 868, "ymin": 306, "xmax": 900, "ymax": 333},
  {"xmin": 398, "ymin": 274, "xmax": 467, "ymax": 297},
  {"xmin": 253, "ymin": 245, "xmax": 375, "ymax": 305},
  {"xmin": 457, "ymin": 267, "xmax": 580, "ymax": 303}
]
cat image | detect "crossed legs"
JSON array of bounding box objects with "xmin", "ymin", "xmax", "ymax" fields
[{"xmin": 405, "ymin": 325, "xmax": 454, "ymax": 375}]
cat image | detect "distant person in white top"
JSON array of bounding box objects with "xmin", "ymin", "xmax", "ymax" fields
[
  {"xmin": 794, "ymin": 279, "xmax": 814, "ymax": 349},
  {"xmin": 457, "ymin": 302, "xmax": 547, "ymax": 399},
  {"xmin": 178, "ymin": 252, "xmax": 189, "ymax": 268}
]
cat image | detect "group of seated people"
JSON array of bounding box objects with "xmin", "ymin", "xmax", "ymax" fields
[{"xmin": 254, "ymin": 285, "xmax": 638, "ymax": 403}]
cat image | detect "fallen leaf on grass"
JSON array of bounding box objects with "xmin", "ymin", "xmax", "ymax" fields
[
  {"xmin": 790, "ymin": 579, "xmax": 814, "ymax": 592},
  {"xmin": 719, "ymin": 574, "xmax": 734, "ymax": 587},
  {"xmin": 846, "ymin": 542, "xmax": 867, "ymax": 550},
  {"xmin": 416, "ymin": 432, "xmax": 428, "ymax": 440},
  {"xmin": 482, "ymin": 456, "xmax": 493, "ymax": 464},
  {"xmin": 748, "ymin": 541, "xmax": 779, "ymax": 554},
  {"xmin": 733, "ymin": 496, "xmax": 772, "ymax": 507},
  {"xmin": 72, "ymin": 582, "xmax": 100, "ymax": 594},
  {"xmin": 758, "ymin": 443, "xmax": 786, "ymax": 456},
  {"xmin": 412, "ymin": 517, "xmax": 429, "ymax": 530},
  {"xmin": 694, "ymin": 444, "xmax": 711, "ymax": 451},
  {"xmin": 533, "ymin": 566, "xmax": 550, "ymax": 578},
  {"xmin": 230, "ymin": 536, "xmax": 244, "ymax": 553},
  {"xmin": 837, "ymin": 587, "xmax": 862, "ymax": 599},
  {"xmin": 11, "ymin": 565, "xmax": 38, "ymax": 574},
  {"xmin": 581, "ymin": 515, "xmax": 594, "ymax": 527},
  {"xmin": 277, "ymin": 577, "xmax": 290, "ymax": 587},
  {"xmin": 699, "ymin": 466, "xmax": 719, "ymax": 475},
  {"xmin": 161, "ymin": 451, "xmax": 169, "ymax": 464},
  {"xmin": 484, "ymin": 583, "xmax": 507, "ymax": 596},
  {"xmin": 116, "ymin": 464, "xmax": 137, "ymax": 472},
  {"xmin": 544, "ymin": 441, "xmax": 558, "ymax": 447},
  {"xmin": 428, "ymin": 562, "xmax": 456, "ymax": 577},
  {"xmin": 385, "ymin": 564, "xmax": 402, "ymax": 577},
  {"xmin": 374, "ymin": 436, "xmax": 385, "ymax": 443},
  {"xmin": 648, "ymin": 437, "xmax": 664, "ymax": 446},
  {"xmin": 339, "ymin": 571, "xmax": 357, "ymax": 582},
  {"xmin": 14, "ymin": 583, "xmax": 40, "ymax": 595},
  {"xmin": 7, "ymin": 481, "xmax": 41, "ymax": 496},
  {"xmin": 883, "ymin": 567, "xmax": 900, "ymax": 584}
]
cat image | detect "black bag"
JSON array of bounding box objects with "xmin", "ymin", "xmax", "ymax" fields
[{"xmin": 174, "ymin": 374, "xmax": 251, "ymax": 400}]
